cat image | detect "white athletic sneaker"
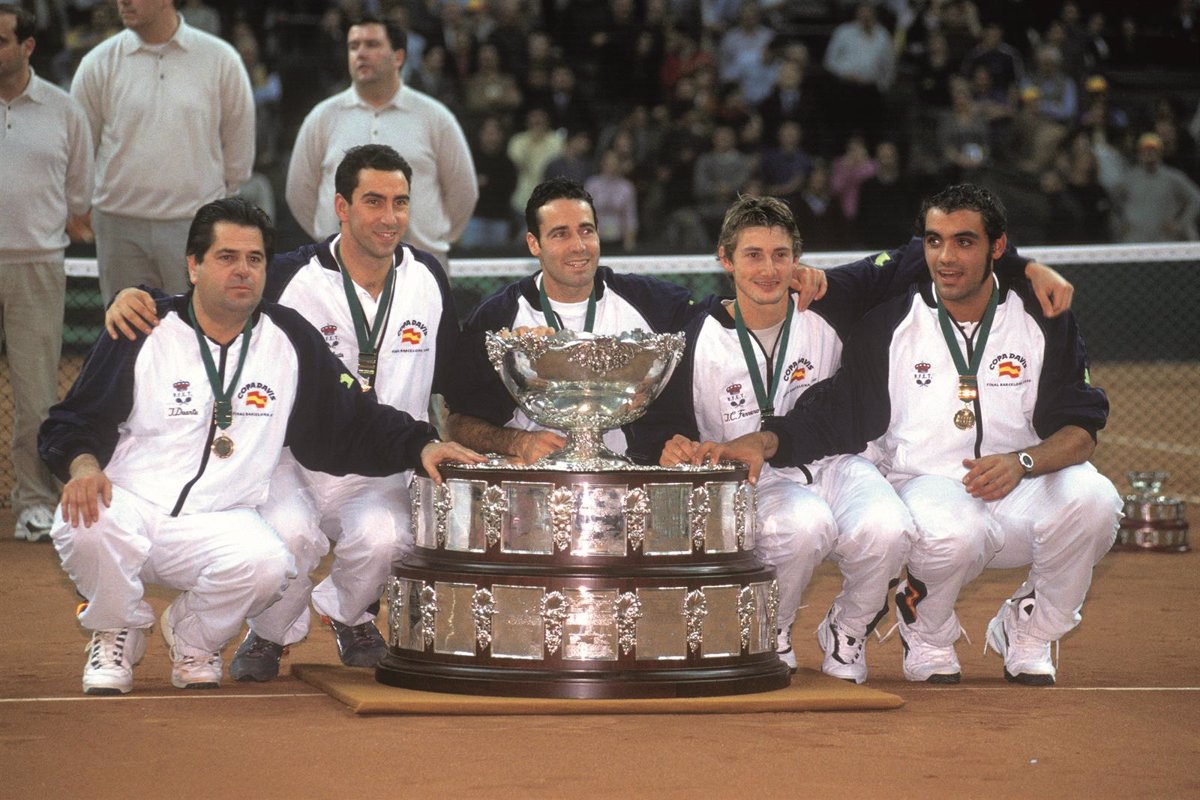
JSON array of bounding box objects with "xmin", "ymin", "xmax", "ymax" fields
[
  {"xmin": 776, "ymin": 627, "xmax": 797, "ymax": 672},
  {"xmin": 14, "ymin": 505, "xmax": 54, "ymax": 542},
  {"xmin": 896, "ymin": 615, "xmax": 961, "ymax": 684},
  {"xmin": 82, "ymin": 627, "xmax": 147, "ymax": 695},
  {"xmin": 161, "ymin": 606, "xmax": 222, "ymax": 690},
  {"xmin": 984, "ymin": 596, "xmax": 1056, "ymax": 686},
  {"xmin": 816, "ymin": 610, "xmax": 868, "ymax": 684}
]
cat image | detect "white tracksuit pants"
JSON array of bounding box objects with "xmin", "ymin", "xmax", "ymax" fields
[
  {"xmin": 895, "ymin": 462, "xmax": 1122, "ymax": 645},
  {"xmin": 248, "ymin": 452, "xmax": 412, "ymax": 646},
  {"xmin": 51, "ymin": 486, "xmax": 294, "ymax": 653},
  {"xmin": 758, "ymin": 454, "xmax": 913, "ymax": 634}
]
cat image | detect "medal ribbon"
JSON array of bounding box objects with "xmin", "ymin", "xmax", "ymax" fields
[
  {"xmin": 335, "ymin": 242, "xmax": 396, "ymax": 389},
  {"xmin": 733, "ymin": 300, "xmax": 793, "ymax": 419},
  {"xmin": 538, "ymin": 274, "xmax": 596, "ymax": 332},
  {"xmin": 188, "ymin": 296, "xmax": 253, "ymax": 430},
  {"xmin": 935, "ymin": 281, "xmax": 999, "ymax": 397}
]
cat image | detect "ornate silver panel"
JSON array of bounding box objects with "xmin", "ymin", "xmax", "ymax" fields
[
  {"xmin": 704, "ymin": 481, "xmax": 740, "ymax": 553},
  {"xmin": 412, "ymin": 476, "xmax": 437, "ymax": 549},
  {"xmin": 548, "ymin": 487, "xmax": 575, "ymax": 551},
  {"xmin": 480, "ymin": 485, "xmax": 506, "ymax": 549},
  {"xmin": 389, "ymin": 576, "xmax": 425, "ymax": 651},
  {"xmin": 634, "ymin": 587, "xmax": 687, "ymax": 660},
  {"xmin": 700, "ymin": 584, "xmax": 741, "ymax": 658},
  {"xmin": 433, "ymin": 483, "xmax": 452, "ymax": 549},
  {"xmin": 571, "ymin": 485, "xmax": 627, "ymax": 556},
  {"xmin": 562, "ymin": 588, "xmax": 619, "ymax": 661},
  {"xmin": 644, "ymin": 483, "xmax": 691, "ymax": 555},
  {"xmin": 433, "ymin": 581, "xmax": 477, "ymax": 655},
  {"xmin": 737, "ymin": 586, "xmax": 755, "ymax": 652},
  {"xmin": 624, "ymin": 488, "xmax": 649, "ymax": 552},
  {"xmin": 614, "ymin": 591, "xmax": 642, "ymax": 656},
  {"xmin": 540, "ymin": 591, "xmax": 570, "ymax": 655},
  {"xmin": 734, "ymin": 482, "xmax": 751, "ymax": 551},
  {"xmin": 685, "ymin": 589, "xmax": 708, "ymax": 653},
  {"xmin": 688, "ymin": 486, "xmax": 711, "ymax": 552},
  {"xmin": 472, "ymin": 588, "xmax": 495, "ymax": 652},
  {"xmin": 748, "ymin": 580, "xmax": 774, "ymax": 655},
  {"xmin": 490, "ymin": 584, "xmax": 546, "ymax": 660},
  {"xmin": 419, "ymin": 583, "xmax": 438, "ymax": 649},
  {"xmin": 446, "ymin": 480, "xmax": 488, "ymax": 553},
  {"xmin": 501, "ymin": 481, "xmax": 554, "ymax": 554}
]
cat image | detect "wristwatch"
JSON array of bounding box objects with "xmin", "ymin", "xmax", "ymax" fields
[{"xmin": 1016, "ymin": 451, "xmax": 1035, "ymax": 476}]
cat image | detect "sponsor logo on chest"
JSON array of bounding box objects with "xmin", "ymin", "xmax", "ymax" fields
[
  {"xmin": 913, "ymin": 361, "xmax": 932, "ymax": 387},
  {"xmin": 721, "ymin": 382, "xmax": 759, "ymax": 423},
  {"xmin": 236, "ymin": 381, "xmax": 278, "ymax": 417},
  {"xmin": 168, "ymin": 379, "xmax": 199, "ymax": 417},
  {"xmin": 986, "ymin": 352, "xmax": 1030, "ymax": 387},
  {"xmin": 394, "ymin": 318, "xmax": 430, "ymax": 352}
]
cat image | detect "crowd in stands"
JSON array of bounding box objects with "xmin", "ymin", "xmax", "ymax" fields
[{"xmin": 29, "ymin": 0, "xmax": 1200, "ymax": 253}]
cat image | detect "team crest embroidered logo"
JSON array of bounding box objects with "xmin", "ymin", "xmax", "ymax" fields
[
  {"xmin": 397, "ymin": 318, "xmax": 429, "ymax": 347},
  {"xmin": 320, "ymin": 324, "xmax": 339, "ymax": 350},
  {"xmin": 172, "ymin": 380, "xmax": 192, "ymax": 404},
  {"xmin": 724, "ymin": 383, "xmax": 747, "ymax": 409},
  {"xmin": 914, "ymin": 362, "xmax": 932, "ymax": 387}
]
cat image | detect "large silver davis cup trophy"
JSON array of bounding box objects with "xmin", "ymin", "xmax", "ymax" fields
[
  {"xmin": 485, "ymin": 329, "xmax": 683, "ymax": 469},
  {"xmin": 377, "ymin": 331, "xmax": 792, "ymax": 698}
]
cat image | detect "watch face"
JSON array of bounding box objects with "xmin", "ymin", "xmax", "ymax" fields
[{"xmin": 1019, "ymin": 452, "xmax": 1034, "ymax": 472}]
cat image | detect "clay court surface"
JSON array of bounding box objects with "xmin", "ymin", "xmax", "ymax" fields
[{"xmin": 2, "ymin": 513, "xmax": 1196, "ymax": 799}]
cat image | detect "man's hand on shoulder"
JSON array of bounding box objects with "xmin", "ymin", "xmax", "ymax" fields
[
  {"xmin": 790, "ymin": 264, "xmax": 828, "ymax": 311},
  {"xmin": 420, "ymin": 440, "xmax": 486, "ymax": 483},
  {"xmin": 61, "ymin": 454, "xmax": 111, "ymax": 528},
  {"xmin": 105, "ymin": 287, "xmax": 160, "ymax": 340},
  {"xmin": 961, "ymin": 453, "xmax": 1024, "ymax": 501},
  {"xmin": 1025, "ymin": 261, "xmax": 1074, "ymax": 318}
]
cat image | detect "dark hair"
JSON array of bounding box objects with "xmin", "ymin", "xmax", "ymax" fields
[
  {"xmin": 916, "ymin": 183, "xmax": 1007, "ymax": 243},
  {"xmin": 524, "ymin": 177, "xmax": 597, "ymax": 239},
  {"xmin": 717, "ymin": 195, "xmax": 802, "ymax": 261},
  {"xmin": 347, "ymin": 13, "xmax": 407, "ymax": 53},
  {"xmin": 0, "ymin": 4, "xmax": 36, "ymax": 42},
  {"xmin": 334, "ymin": 144, "xmax": 413, "ymax": 203},
  {"xmin": 186, "ymin": 198, "xmax": 275, "ymax": 263}
]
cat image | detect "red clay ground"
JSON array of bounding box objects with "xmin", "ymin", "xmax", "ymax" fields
[{"xmin": 1, "ymin": 513, "xmax": 1197, "ymax": 799}]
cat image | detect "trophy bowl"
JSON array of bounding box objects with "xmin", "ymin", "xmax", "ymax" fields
[{"xmin": 486, "ymin": 329, "xmax": 684, "ymax": 469}]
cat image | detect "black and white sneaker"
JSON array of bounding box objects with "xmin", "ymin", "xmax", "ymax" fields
[
  {"xmin": 326, "ymin": 617, "xmax": 387, "ymax": 667},
  {"xmin": 816, "ymin": 609, "xmax": 867, "ymax": 684}
]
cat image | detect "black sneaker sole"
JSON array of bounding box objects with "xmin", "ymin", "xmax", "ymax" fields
[
  {"xmin": 84, "ymin": 686, "xmax": 127, "ymax": 696},
  {"xmin": 925, "ymin": 672, "xmax": 961, "ymax": 684},
  {"xmin": 181, "ymin": 682, "xmax": 221, "ymax": 690},
  {"xmin": 1004, "ymin": 668, "xmax": 1055, "ymax": 686}
]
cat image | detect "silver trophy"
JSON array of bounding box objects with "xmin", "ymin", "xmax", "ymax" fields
[
  {"xmin": 379, "ymin": 329, "xmax": 789, "ymax": 698},
  {"xmin": 485, "ymin": 329, "xmax": 684, "ymax": 469},
  {"xmin": 1114, "ymin": 471, "xmax": 1190, "ymax": 552}
]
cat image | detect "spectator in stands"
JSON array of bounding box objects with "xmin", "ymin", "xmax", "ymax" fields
[
  {"xmin": 462, "ymin": 41, "xmax": 522, "ymax": 123},
  {"xmin": 543, "ymin": 128, "xmax": 595, "ymax": 185},
  {"xmin": 831, "ymin": 134, "xmax": 878, "ymax": 223},
  {"xmin": 460, "ymin": 116, "xmax": 519, "ymax": 250},
  {"xmin": 693, "ymin": 124, "xmax": 755, "ymax": 236},
  {"xmin": 543, "ymin": 63, "xmax": 597, "ymax": 135},
  {"xmin": 962, "ymin": 20, "xmax": 1024, "ymax": 93},
  {"xmin": 286, "ymin": 14, "xmax": 477, "ymax": 270},
  {"xmin": 1000, "ymin": 85, "xmax": 1067, "ymax": 178},
  {"xmin": 856, "ymin": 141, "xmax": 924, "ymax": 248},
  {"xmin": 913, "ymin": 31, "xmax": 955, "ymax": 110},
  {"xmin": 1021, "ymin": 45, "xmax": 1077, "ymax": 126},
  {"xmin": 969, "ymin": 64, "xmax": 1016, "ymax": 141},
  {"xmin": 792, "ymin": 159, "xmax": 850, "ymax": 250},
  {"xmin": 408, "ymin": 44, "xmax": 460, "ymax": 112},
  {"xmin": 1057, "ymin": 130, "xmax": 1113, "ymax": 243},
  {"xmin": 0, "ymin": 4, "xmax": 93, "ymax": 543},
  {"xmin": 761, "ymin": 121, "xmax": 814, "ymax": 205},
  {"xmin": 508, "ymin": 106, "xmax": 565, "ymax": 217},
  {"xmin": 585, "ymin": 149, "xmax": 639, "ymax": 252},
  {"xmin": 1113, "ymin": 133, "xmax": 1200, "ymax": 242},
  {"xmin": 938, "ymin": 76, "xmax": 992, "ymax": 181},
  {"xmin": 71, "ymin": 0, "xmax": 254, "ymax": 300},
  {"xmin": 823, "ymin": 2, "xmax": 896, "ymax": 144},
  {"xmin": 659, "ymin": 26, "xmax": 713, "ymax": 97}
]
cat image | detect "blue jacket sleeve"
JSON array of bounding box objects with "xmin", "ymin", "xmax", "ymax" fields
[
  {"xmin": 763, "ymin": 296, "xmax": 899, "ymax": 468},
  {"xmin": 38, "ymin": 304, "xmax": 159, "ymax": 481},
  {"xmin": 271, "ymin": 305, "xmax": 440, "ymax": 475},
  {"xmin": 443, "ymin": 283, "xmax": 522, "ymax": 424}
]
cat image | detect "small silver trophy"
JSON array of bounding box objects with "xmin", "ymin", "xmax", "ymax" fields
[{"xmin": 1114, "ymin": 471, "xmax": 1190, "ymax": 552}]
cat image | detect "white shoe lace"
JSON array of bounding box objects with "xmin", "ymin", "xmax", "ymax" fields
[
  {"xmin": 88, "ymin": 629, "xmax": 132, "ymax": 669},
  {"xmin": 878, "ymin": 621, "xmax": 970, "ymax": 646}
]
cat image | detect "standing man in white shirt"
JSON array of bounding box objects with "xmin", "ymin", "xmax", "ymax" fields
[
  {"xmin": 0, "ymin": 4, "xmax": 94, "ymax": 542},
  {"xmin": 286, "ymin": 14, "xmax": 477, "ymax": 271},
  {"xmin": 71, "ymin": 0, "xmax": 254, "ymax": 300}
]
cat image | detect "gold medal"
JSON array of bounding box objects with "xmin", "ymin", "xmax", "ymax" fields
[
  {"xmin": 357, "ymin": 353, "xmax": 377, "ymax": 392},
  {"xmin": 953, "ymin": 407, "xmax": 975, "ymax": 430},
  {"xmin": 212, "ymin": 434, "xmax": 235, "ymax": 458}
]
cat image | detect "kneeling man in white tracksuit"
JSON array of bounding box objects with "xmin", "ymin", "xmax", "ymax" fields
[
  {"xmin": 709, "ymin": 184, "xmax": 1121, "ymax": 686},
  {"xmin": 39, "ymin": 198, "xmax": 480, "ymax": 695}
]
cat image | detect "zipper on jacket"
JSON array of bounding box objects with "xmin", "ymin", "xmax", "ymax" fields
[{"xmin": 171, "ymin": 341, "xmax": 228, "ymax": 516}]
